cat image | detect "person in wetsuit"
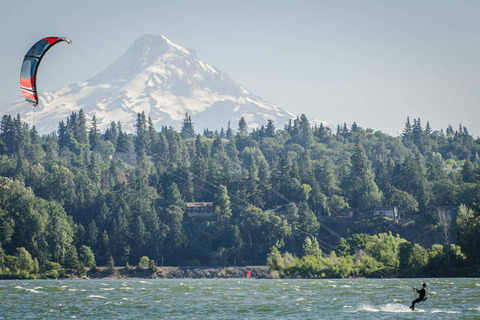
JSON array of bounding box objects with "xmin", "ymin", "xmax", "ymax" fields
[{"xmin": 410, "ymin": 283, "xmax": 427, "ymax": 310}]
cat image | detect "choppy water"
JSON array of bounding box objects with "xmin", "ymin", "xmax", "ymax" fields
[{"xmin": 1, "ymin": 278, "xmax": 479, "ymax": 319}]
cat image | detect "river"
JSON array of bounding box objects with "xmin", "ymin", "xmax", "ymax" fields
[{"xmin": 1, "ymin": 278, "xmax": 479, "ymax": 319}]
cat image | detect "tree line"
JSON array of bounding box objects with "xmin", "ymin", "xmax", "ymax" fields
[{"xmin": 0, "ymin": 111, "xmax": 479, "ymax": 278}]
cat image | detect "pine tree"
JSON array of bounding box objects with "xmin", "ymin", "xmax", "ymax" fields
[
  {"xmin": 393, "ymin": 154, "xmax": 431, "ymax": 212},
  {"xmin": 64, "ymin": 245, "xmax": 81, "ymax": 271},
  {"xmin": 134, "ymin": 112, "xmax": 148, "ymax": 152},
  {"xmin": 180, "ymin": 113, "xmax": 195, "ymax": 139},
  {"xmin": 226, "ymin": 121, "xmax": 233, "ymax": 139},
  {"xmin": 462, "ymin": 159, "xmax": 476, "ymax": 183},
  {"xmin": 446, "ymin": 125, "xmax": 454, "ymax": 136},
  {"xmin": 246, "ymin": 158, "xmax": 264, "ymax": 208},
  {"xmin": 89, "ymin": 114, "xmax": 100, "ymax": 150},
  {"xmin": 147, "ymin": 117, "xmax": 159, "ymax": 158},
  {"xmin": 402, "ymin": 117, "xmax": 412, "ymax": 143},
  {"xmin": 107, "ymin": 255, "xmax": 116, "ymax": 274},
  {"xmin": 27, "ymin": 125, "xmax": 44, "ymax": 162},
  {"xmin": 412, "ymin": 118, "xmax": 424, "ymax": 150},
  {"xmin": 214, "ymin": 184, "xmax": 232, "ymax": 220},
  {"xmin": 77, "ymin": 109, "xmax": 89, "ymax": 146},
  {"xmin": 346, "ymin": 138, "xmax": 382, "ymax": 212},
  {"xmin": 79, "ymin": 245, "xmax": 96, "ymax": 269},
  {"xmin": 342, "ymin": 122, "xmax": 349, "ymax": 136},
  {"xmin": 166, "ymin": 127, "xmax": 181, "ymax": 162},
  {"xmin": 297, "ymin": 114, "xmax": 314, "ymax": 147},
  {"xmin": 265, "ymin": 120, "xmax": 275, "ymax": 137},
  {"xmin": 425, "ymin": 121, "xmax": 432, "ymax": 135},
  {"xmin": 104, "ymin": 121, "xmax": 119, "ymax": 146},
  {"xmin": 238, "ymin": 117, "xmax": 248, "ymax": 135},
  {"xmin": 153, "ymin": 131, "xmax": 169, "ymax": 164},
  {"xmin": 116, "ymin": 128, "xmax": 134, "ymax": 153}
]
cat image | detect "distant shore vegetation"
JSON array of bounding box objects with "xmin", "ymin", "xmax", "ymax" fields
[{"xmin": 0, "ymin": 111, "xmax": 479, "ymax": 279}]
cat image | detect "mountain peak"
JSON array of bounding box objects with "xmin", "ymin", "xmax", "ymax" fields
[
  {"xmin": 132, "ymin": 34, "xmax": 194, "ymax": 58},
  {"xmin": 138, "ymin": 34, "xmax": 193, "ymax": 54},
  {"xmin": 88, "ymin": 34, "xmax": 195, "ymax": 85}
]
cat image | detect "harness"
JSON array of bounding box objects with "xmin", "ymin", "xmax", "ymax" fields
[{"xmin": 413, "ymin": 287, "xmax": 427, "ymax": 302}]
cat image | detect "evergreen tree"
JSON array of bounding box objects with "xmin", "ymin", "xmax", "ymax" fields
[
  {"xmin": 79, "ymin": 245, "xmax": 96, "ymax": 269},
  {"xmin": 76, "ymin": 109, "xmax": 89, "ymax": 146},
  {"xmin": 402, "ymin": 117, "xmax": 412, "ymax": 143},
  {"xmin": 155, "ymin": 131, "xmax": 169, "ymax": 163},
  {"xmin": 425, "ymin": 121, "xmax": 432, "ymax": 135},
  {"xmin": 412, "ymin": 118, "xmax": 424, "ymax": 150},
  {"xmin": 58, "ymin": 120, "xmax": 68, "ymax": 149},
  {"xmin": 393, "ymin": 155, "xmax": 431, "ymax": 213},
  {"xmin": 64, "ymin": 245, "xmax": 81, "ymax": 271},
  {"xmin": 86, "ymin": 220, "xmax": 99, "ymax": 249},
  {"xmin": 116, "ymin": 128, "xmax": 134, "ymax": 153},
  {"xmin": 99, "ymin": 230, "xmax": 111, "ymax": 265},
  {"xmin": 166, "ymin": 127, "xmax": 181, "ymax": 162},
  {"xmin": 265, "ymin": 120, "xmax": 275, "ymax": 137},
  {"xmin": 226, "ymin": 121, "xmax": 233, "ymax": 139},
  {"xmin": 346, "ymin": 138, "xmax": 382, "ymax": 212},
  {"xmin": 162, "ymin": 205, "xmax": 186, "ymax": 253},
  {"xmin": 214, "ymin": 185, "xmax": 232, "ymax": 220},
  {"xmin": 246, "ymin": 159, "xmax": 264, "ymax": 208},
  {"xmin": 89, "ymin": 114, "xmax": 100, "ymax": 150},
  {"xmin": 238, "ymin": 117, "xmax": 248, "ymax": 135},
  {"xmin": 147, "ymin": 117, "xmax": 159, "ymax": 158},
  {"xmin": 16, "ymin": 247, "xmax": 34, "ymax": 273},
  {"xmin": 134, "ymin": 112, "xmax": 149, "ymax": 152},
  {"xmin": 107, "ymin": 255, "xmax": 116, "ymax": 274},
  {"xmin": 132, "ymin": 215, "xmax": 146, "ymax": 261},
  {"xmin": 104, "ymin": 121, "xmax": 119, "ymax": 146},
  {"xmin": 462, "ymin": 159, "xmax": 476, "ymax": 183},
  {"xmin": 446, "ymin": 125, "xmax": 455, "ymax": 136},
  {"xmin": 165, "ymin": 182, "xmax": 185, "ymax": 208},
  {"xmin": 295, "ymin": 114, "xmax": 314, "ymax": 147},
  {"xmin": 27, "ymin": 126, "xmax": 44, "ymax": 162},
  {"xmin": 225, "ymin": 139, "xmax": 241, "ymax": 174},
  {"xmin": 180, "ymin": 113, "xmax": 195, "ymax": 139},
  {"xmin": 316, "ymin": 123, "xmax": 327, "ymax": 140}
]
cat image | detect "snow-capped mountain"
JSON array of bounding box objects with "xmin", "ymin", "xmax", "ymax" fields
[{"xmin": 2, "ymin": 34, "xmax": 299, "ymax": 134}]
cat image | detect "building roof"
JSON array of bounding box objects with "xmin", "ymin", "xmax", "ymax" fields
[
  {"xmin": 373, "ymin": 206, "xmax": 397, "ymax": 211},
  {"xmin": 186, "ymin": 202, "xmax": 214, "ymax": 208}
]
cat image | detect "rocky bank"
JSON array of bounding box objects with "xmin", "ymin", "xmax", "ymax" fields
[{"xmin": 88, "ymin": 266, "xmax": 273, "ymax": 279}]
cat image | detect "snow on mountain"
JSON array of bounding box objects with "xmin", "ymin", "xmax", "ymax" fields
[{"xmin": 1, "ymin": 34, "xmax": 300, "ymax": 134}]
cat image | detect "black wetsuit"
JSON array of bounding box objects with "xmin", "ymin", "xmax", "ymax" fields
[{"xmin": 410, "ymin": 287, "xmax": 427, "ymax": 310}]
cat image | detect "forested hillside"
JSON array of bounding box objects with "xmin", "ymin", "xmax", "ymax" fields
[{"xmin": 0, "ymin": 111, "xmax": 479, "ymax": 278}]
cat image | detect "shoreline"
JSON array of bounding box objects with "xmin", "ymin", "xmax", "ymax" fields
[
  {"xmin": 4, "ymin": 265, "xmax": 477, "ymax": 280},
  {"xmin": 0, "ymin": 266, "xmax": 272, "ymax": 280},
  {"xmin": 85, "ymin": 265, "xmax": 272, "ymax": 280}
]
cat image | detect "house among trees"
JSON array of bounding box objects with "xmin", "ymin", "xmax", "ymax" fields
[
  {"xmin": 436, "ymin": 206, "xmax": 458, "ymax": 220},
  {"xmin": 186, "ymin": 202, "xmax": 215, "ymax": 218},
  {"xmin": 373, "ymin": 206, "xmax": 398, "ymax": 220},
  {"xmin": 115, "ymin": 152, "xmax": 137, "ymax": 166}
]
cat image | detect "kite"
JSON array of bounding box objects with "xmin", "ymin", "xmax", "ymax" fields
[{"xmin": 20, "ymin": 37, "xmax": 71, "ymax": 106}]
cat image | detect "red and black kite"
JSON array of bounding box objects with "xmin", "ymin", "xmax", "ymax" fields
[{"xmin": 20, "ymin": 37, "xmax": 71, "ymax": 106}]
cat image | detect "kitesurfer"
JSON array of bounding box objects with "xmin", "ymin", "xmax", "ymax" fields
[{"xmin": 410, "ymin": 283, "xmax": 427, "ymax": 310}]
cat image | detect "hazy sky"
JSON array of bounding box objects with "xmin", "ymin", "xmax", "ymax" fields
[{"xmin": 1, "ymin": 0, "xmax": 480, "ymax": 137}]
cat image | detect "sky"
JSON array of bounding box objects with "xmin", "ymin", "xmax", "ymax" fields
[{"xmin": 1, "ymin": 0, "xmax": 480, "ymax": 137}]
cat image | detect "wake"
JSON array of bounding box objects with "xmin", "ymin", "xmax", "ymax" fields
[
  {"xmin": 354, "ymin": 303, "xmax": 417, "ymax": 313},
  {"xmin": 353, "ymin": 303, "xmax": 460, "ymax": 314}
]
